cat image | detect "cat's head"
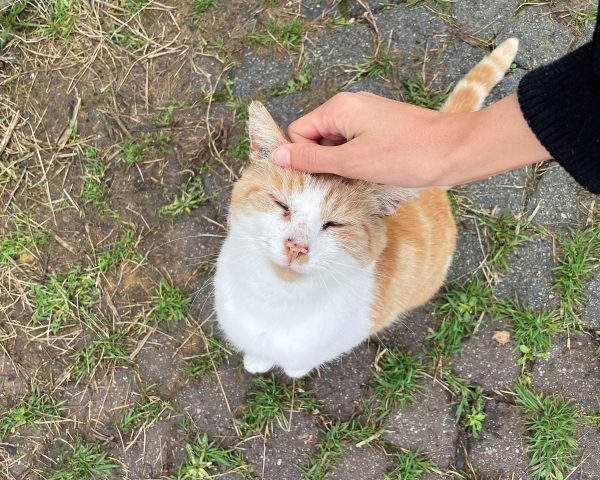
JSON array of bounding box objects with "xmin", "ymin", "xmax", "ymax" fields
[{"xmin": 228, "ymin": 101, "xmax": 418, "ymax": 280}]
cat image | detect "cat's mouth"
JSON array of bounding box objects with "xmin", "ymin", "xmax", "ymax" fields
[{"xmin": 270, "ymin": 262, "xmax": 302, "ymax": 282}]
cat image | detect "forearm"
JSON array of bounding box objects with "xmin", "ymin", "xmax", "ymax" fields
[{"xmin": 439, "ymin": 93, "xmax": 551, "ymax": 186}]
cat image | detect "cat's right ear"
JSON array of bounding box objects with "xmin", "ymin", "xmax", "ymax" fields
[{"xmin": 248, "ymin": 101, "xmax": 289, "ymax": 164}]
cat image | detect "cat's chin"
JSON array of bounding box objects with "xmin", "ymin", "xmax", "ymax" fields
[{"xmin": 270, "ymin": 262, "xmax": 303, "ymax": 282}]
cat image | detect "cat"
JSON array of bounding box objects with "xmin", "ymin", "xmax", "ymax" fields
[{"xmin": 214, "ymin": 38, "xmax": 519, "ymax": 378}]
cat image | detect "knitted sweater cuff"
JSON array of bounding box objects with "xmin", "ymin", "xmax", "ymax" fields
[{"xmin": 517, "ymin": 43, "xmax": 600, "ymax": 194}]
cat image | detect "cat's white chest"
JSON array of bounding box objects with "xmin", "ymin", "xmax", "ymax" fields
[{"xmin": 214, "ymin": 235, "xmax": 375, "ymax": 376}]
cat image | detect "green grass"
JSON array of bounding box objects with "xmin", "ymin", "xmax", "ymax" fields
[
  {"xmin": 373, "ymin": 348, "xmax": 423, "ymax": 413},
  {"xmin": 48, "ymin": 442, "xmax": 117, "ymax": 480},
  {"xmin": 41, "ymin": 0, "xmax": 79, "ymax": 39},
  {"xmin": 299, "ymin": 421, "xmax": 379, "ymax": 480},
  {"xmin": 0, "ymin": 228, "xmax": 49, "ymax": 265},
  {"xmin": 120, "ymin": 0, "xmax": 150, "ymax": 14},
  {"xmin": 169, "ymin": 434, "xmax": 249, "ymax": 480},
  {"xmin": 159, "ymin": 171, "xmax": 213, "ymax": 218},
  {"xmin": 119, "ymin": 131, "xmax": 171, "ymax": 167},
  {"xmin": 515, "ymin": 383, "xmax": 579, "ymax": 480},
  {"xmin": 552, "ymin": 223, "xmax": 600, "ymax": 326},
  {"xmin": 274, "ymin": 63, "xmax": 312, "ymax": 95},
  {"xmin": 155, "ymin": 99, "xmax": 186, "ymax": 126},
  {"xmin": 182, "ymin": 334, "xmax": 232, "ymax": 378},
  {"xmin": 478, "ymin": 210, "xmax": 530, "ymax": 271},
  {"xmin": 385, "ymin": 450, "xmax": 441, "ymax": 480},
  {"xmin": 71, "ymin": 328, "xmax": 131, "ymax": 378},
  {"xmin": 31, "ymin": 264, "xmax": 97, "ymax": 333},
  {"xmin": 148, "ymin": 278, "xmax": 190, "ymax": 323},
  {"xmin": 229, "ymin": 133, "xmax": 250, "ymax": 159},
  {"xmin": 82, "ymin": 145, "xmax": 110, "ymax": 212},
  {"xmin": 194, "ymin": 0, "xmax": 216, "ymax": 18},
  {"xmin": 0, "ymin": 0, "xmax": 28, "ymax": 51},
  {"xmin": 97, "ymin": 226, "xmax": 139, "ymax": 271},
  {"xmin": 238, "ymin": 374, "xmax": 317, "ymax": 435},
  {"xmin": 569, "ymin": 6, "xmax": 598, "ymax": 33},
  {"xmin": 356, "ymin": 45, "xmax": 394, "ymax": 80},
  {"xmin": 428, "ymin": 279, "xmax": 492, "ymax": 359},
  {"xmin": 120, "ymin": 391, "xmax": 172, "ymax": 431},
  {"xmin": 249, "ymin": 19, "xmax": 305, "ymax": 50},
  {"xmin": 0, "ymin": 384, "xmax": 60, "ymax": 440},
  {"xmin": 109, "ymin": 25, "xmax": 146, "ymax": 49},
  {"xmin": 403, "ymin": 76, "xmax": 448, "ymax": 109},
  {"xmin": 496, "ymin": 299, "xmax": 563, "ymax": 366},
  {"xmin": 443, "ymin": 372, "xmax": 486, "ymax": 437}
]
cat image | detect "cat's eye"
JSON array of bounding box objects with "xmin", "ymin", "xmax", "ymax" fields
[
  {"xmin": 322, "ymin": 221, "xmax": 345, "ymax": 231},
  {"xmin": 273, "ymin": 197, "xmax": 290, "ymax": 216}
]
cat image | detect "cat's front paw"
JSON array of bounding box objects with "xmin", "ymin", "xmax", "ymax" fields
[
  {"xmin": 283, "ymin": 367, "xmax": 311, "ymax": 378},
  {"xmin": 243, "ymin": 354, "xmax": 274, "ymax": 374}
]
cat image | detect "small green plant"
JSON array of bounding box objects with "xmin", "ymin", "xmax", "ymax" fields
[
  {"xmin": 249, "ymin": 19, "xmax": 305, "ymax": 50},
  {"xmin": 0, "ymin": 384, "xmax": 60, "ymax": 440},
  {"xmin": 444, "ymin": 372, "xmax": 486, "ymax": 437},
  {"xmin": 71, "ymin": 329, "xmax": 131, "ymax": 378},
  {"xmin": 429, "ymin": 279, "xmax": 492, "ymax": 359},
  {"xmin": 109, "ymin": 25, "xmax": 146, "ymax": 49},
  {"xmin": 159, "ymin": 171, "xmax": 213, "ymax": 218},
  {"xmin": 0, "ymin": 0, "xmax": 28, "ymax": 51},
  {"xmin": 478, "ymin": 211, "xmax": 530, "ymax": 271},
  {"xmin": 41, "ymin": 0, "xmax": 78, "ymax": 39},
  {"xmin": 169, "ymin": 434, "xmax": 249, "ymax": 480},
  {"xmin": 0, "ymin": 228, "xmax": 49, "ymax": 265},
  {"xmin": 182, "ymin": 334, "xmax": 232, "ymax": 378},
  {"xmin": 356, "ymin": 45, "xmax": 394, "ymax": 80},
  {"xmin": 120, "ymin": 391, "xmax": 172, "ymax": 431},
  {"xmin": 385, "ymin": 450, "xmax": 441, "ymax": 480},
  {"xmin": 515, "ymin": 383, "xmax": 579, "ymax": 480},
  {"xmin": 31, "ymin": 264, "xmax": 97, "ymax": 333},
  {"xmin": 238, "ymin": 374, "xmax": 317, "ymax": 435},
  {"xmin": 119, "ymin": 131, "xmax": 171, "ymax": 167},
  {"xmin": 148, "ymin": 278, "xmax": 190, "ymax": 323},
  {"xmin": 48, "ymin": 442, "xmax": 117, "ymax": 480},
  {"xmin": 403, "ymin": 77, "xmax": 448, "ymax": 109},
  {"xmin": 569, "ymin": 6, "xmax": 598, "ymax": 33},
  {"xmin": 97, "ymin": 226, "xmax": 139, "ymax": 271},
  {"xmin": 274, "ymin": 63, "xmax": 312, "ymax": 95},
  {"xmin": 120, "ymin": 0, "xmax": 150, "ymax": 14},
  {"xmin": 229, "ymin": 133, "xmax": 250, "ymax": 159},
  {"xmin": 82, "ymin": 146, "xmax": 110, "ymax": 212},
  {"xmin": 194, "ymin": 0, "xmax": 216, "ymax": 18},
  {"xmin": 374, "ymin": 348, "xmax": 423, "ymax": 413}
]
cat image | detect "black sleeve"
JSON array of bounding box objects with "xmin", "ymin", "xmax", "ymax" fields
[{"xmin": 517, "ymin": 3, "xmax": 600, "ymax": 194}]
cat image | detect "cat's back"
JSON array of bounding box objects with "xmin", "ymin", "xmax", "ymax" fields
[{"xmin": 370, "ymin": 187, "xmax": 456, "ymax": 331}]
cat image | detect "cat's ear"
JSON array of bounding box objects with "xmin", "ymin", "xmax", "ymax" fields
[
  {"xmin": 371, "ymin": 184, "xmax": 421, "ymax": 215},
  {"xmin": 248, "ymin": 101, "xmax": 289, "ymax": 163}
]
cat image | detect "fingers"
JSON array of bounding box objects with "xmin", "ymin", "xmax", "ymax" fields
[{"xmin": 273, "ymin": 142, "xmax": 358, "ymax": 177}]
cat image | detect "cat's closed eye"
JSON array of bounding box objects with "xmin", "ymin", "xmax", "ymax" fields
[
  {"xmin": 322, "ymin": 221, "xmax": 345, "ymax": 231},
  {"xmin": 271, "ymin": 196, "xmax": 290, "ymax": 216}
]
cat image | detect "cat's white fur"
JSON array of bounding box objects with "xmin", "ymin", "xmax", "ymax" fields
[{"xmin": 214, "ymin": 177, "xmax": 376, "ymax": 378}]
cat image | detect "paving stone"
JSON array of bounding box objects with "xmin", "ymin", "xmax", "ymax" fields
[
  {"xmin": 446, "ymin": 216, "xmax": 486, "ymax": 283},
  {"xmin": 301, "ymin": 0, "xmax": 337, "ymax": 20},
  {"xmin": 305, "ymin": 24, "xmax": 374, "ymax": 84},
  {"xmin": 461, "ymin": 168, "xmax": 527, "ymax": 215},
  {"xmin": 484, "ymin": 67, "xmax": 526, "ymax": 106},
  {"xmin": 310, "ymin": 342, "xmax": 376, "ymax": 421},
  {"xmin": 243, "ymin": 412, "xmax": 321, "ymax": 480},
  {"xmin": 576, "ymin": 22, "xmax": 596, "ymax": 48},
  {"xmin": 531, "ymin": 332, "xmax": 600, "ymax": 411},
  {"xmin": 384, "ymin": 380, "xmax": 458, "ymax": 468},
  {"xmin": 525, "ymin": 164, "xmax": 589, "ymax": 232},
  {"xmin": 376, "ymin": 302, "xmax": 437, "ymax": 356},
  {"xmin": 578, "ymin": 425, "xmax": 600, "ymax": 480},
  {"xmin": 329, "ymin": 444, "xmax": 393, "ymax": 480},
  {"xmin": 190, "ymin": 53, "xmax": 225, "ymax": 96},
  {"xmin": 494, "ymin": 237, "xmax": 559, "ymax": 311},
  {"xmin": 0, "ymin": 353, "xmax": 28, "ymax": 410},
  {"xmin": 429, "ymin": 42, "xmax": 488, "ymax": 91},
  {"xmin": 343, "ymin": 75, "xmax": 396, "ymax": 98},
  {"xmin": 497, "ymin": 6, "xmax": 574, "ymax": 68},
  {"xmin": 345, "ymin": 0, "xmax": 405, "ymax": 16},
  {"xmin": 451, "ymin": 319, "xmax": 521, "ymax": 391},
  {"xmin": 265, "ymin": 91, "xmax": 309, "ymax": 132},
  {"xmin": 469, "ymin": 400, "xmax": 530, "ymax": 479},
  {"xmin": 173, "ymin": 357, "xmax": 252, "ymax": 442},
  {"xmin": 454, "ymin": 0, "xmax": 522, "ymax": 40},
  {"xmin": 582, "ymin": 268, "xmax": 600, "ymax": 330},
  {"xmin": 232, "ymin": 51, "xmax": 295, "ymax": 100}
]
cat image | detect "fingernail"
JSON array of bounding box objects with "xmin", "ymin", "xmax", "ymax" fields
[{"xmin": 273, "ymin": 147, "xmax": 290, "ymax": 167}]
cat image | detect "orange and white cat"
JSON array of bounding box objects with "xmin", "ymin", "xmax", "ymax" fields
[{"xmin": 214, "ymin": 39, "xmax": 519, "ymax": 377}]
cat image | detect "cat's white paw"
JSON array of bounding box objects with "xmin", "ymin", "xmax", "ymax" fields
[
  {"xmin": 243, "ymin": 354, "xmax": 274, "ymax": 374},
  {"xmin": 283, "ymin": 368, "xmax": 311, "ymax": 378}
]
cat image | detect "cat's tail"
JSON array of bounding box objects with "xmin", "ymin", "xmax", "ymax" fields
[{"xmin": 441, "ymin": 38, "xmax": 519, "ymax": 114}]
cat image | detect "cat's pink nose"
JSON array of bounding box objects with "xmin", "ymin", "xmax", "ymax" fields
[{"xmin": 285, "ymin": 239, "xmax": 309, "ymax": 263}]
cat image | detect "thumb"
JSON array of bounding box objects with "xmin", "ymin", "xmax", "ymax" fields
[{"xmin": 273, "ymin": 142, "xmax": 350, "ymax": 175}]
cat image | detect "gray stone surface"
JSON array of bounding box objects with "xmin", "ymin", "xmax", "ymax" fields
[
  {"xmin": 343, "ymin": 75, "xmax": 396, "ymax": 98},
  {"xmin": 454, "ymin": 0, "xmax": 522, "ymax": 39},
  {"xmin": 525, "ymin": 164, "xmax": 589, "ymax": 232},
  {"xmin": 232, "ymin": 51, "xmax": 295, "ymax": 100},
  {"xmin": 451, "ymin": 319, "xmax": 521, "ymax": 391},
  {"xmin": 376, "ymin": 302, "xmax": 437, "ymax": 356},
  {"xmin": 301, "ymin": 0, "xmax": 337, "ymax": 20},
  {"xmin": 582, "ymin": 268, "xmax": 600, "ymax": 330},
  {"xmin": 494, "ymin": 238, "xmax": 559, "ymax": 311},
  {"xmin": 576, "ymin": 22, "xmax": 596, "ymax": 48},
  {"xmin": 447, "ymin": 216, "xmax": 486, "ymax": 283},
  {"xmin": 531, "ymin": 333, "xmax": 600, "ymax": 411},
  {"xmin": 384, "ymin": 380, "xmax": 458, "ymax": 468},
  {"xmin": 265, "ymin": 91, "xmax": 309, "ymax": 132},
  {"xmin": 243, "ymin": 413, "xmax": 321, "ymax": 480},
  {"xmin": 329, "ymin": 444, "xmax": 392, "ymax": 480},
  {"xmin": 310, "ymin": 342, "xmax": 376, "ymax": 421},
  {"xmin": 305, "ymin": 24, "xmax": 374, "ymax": 84},
  {"xmin": 497, "ymin": 5, "xmax": 574, "ymax": 68},
  {"xmin": 0, "ymin": 354, "xmax": 27, "ymax": 410},
  {"xmin": 461, "ymin": 168, "xmax": 527, "ymax": 215},
  {"xmin": 469, "ymin": 400, "xmax": 530, "ymax": 479},
  {"xmin": 578, "ymin": 425, "xmax": 600, "ymax": 480}
]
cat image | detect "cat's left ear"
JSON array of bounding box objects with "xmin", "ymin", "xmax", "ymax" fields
[
  {"xmin": 248, "ymin": 101, "xmax": 289, "ymax": 164},
  {"xmin": 372, "ymin": 184, "xmax": 421, "ymax": 215}
]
